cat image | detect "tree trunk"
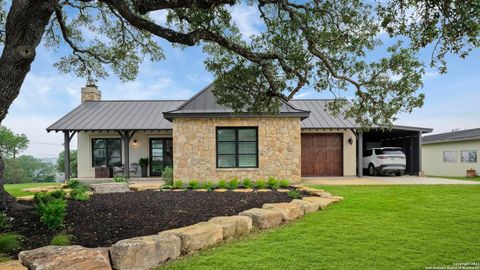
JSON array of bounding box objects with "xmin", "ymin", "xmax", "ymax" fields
[{"xmin": 0, "ymin": 0, "xmax": 56, "ymax": 210}]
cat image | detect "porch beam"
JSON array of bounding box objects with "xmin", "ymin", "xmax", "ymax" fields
[{"xmin": 357, "ymin": 131, "xmax": 363, "ymax": 178}]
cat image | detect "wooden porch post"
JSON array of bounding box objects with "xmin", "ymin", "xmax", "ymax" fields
[
  {"xmin": 357, "ymin": 131, "xmax": 363, "ymax": 178},
  {"xmin": 63, "ymin": 131, "xmax": 77, "ymax": 182},
  {"xmin": 64, "ymin": 131, "xmax": 70, "ymax": 183},
  {"xmin": 118, "ymin": 131, "xmax": 136, "ymax": 179}
]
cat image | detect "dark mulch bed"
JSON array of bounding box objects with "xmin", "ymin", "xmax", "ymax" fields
[{"xmin": 4, "ymin": 190, "xmax": 292, "ymax": 252}]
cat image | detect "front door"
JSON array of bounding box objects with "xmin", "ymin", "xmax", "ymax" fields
[{"xmin": 149, "ymin": 138, "xmax": 173, "ymax": 176}]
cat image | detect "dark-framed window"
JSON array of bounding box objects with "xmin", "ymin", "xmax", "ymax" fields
[
  {"xmin": 92, "ymin": 138, "xmax": 122, "ymax": 167},
  {"xmin": 216, "ymin": 127, "xmax": 258, "ymax": 168}
]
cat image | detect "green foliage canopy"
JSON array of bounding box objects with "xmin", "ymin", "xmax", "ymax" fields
[{"xmin": 0, "ymin": 126, "xmax": 29, "ymax": 159}]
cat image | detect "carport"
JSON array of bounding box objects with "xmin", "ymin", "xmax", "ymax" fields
[{"xmin": 357, "ymin": 125, "xmax": 433, "ymax": 177}]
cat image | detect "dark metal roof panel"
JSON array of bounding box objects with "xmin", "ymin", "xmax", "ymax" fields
[
  {"xmin": 289, "ymin": 100, "xmax": 358, "ymax": 129},
  {"xmin": 422, "ymin": 128, "xmax": 480, "ymax": 144},
  {"xmin": 47, "ymin": 100, "xmax": 184, "ymax": 131},
  {"xmin": 168, "ymin": 83, "xmax": 308, "ymax": 115}
]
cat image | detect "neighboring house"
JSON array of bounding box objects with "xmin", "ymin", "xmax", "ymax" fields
[
  {"xmin": 422, "ymin": 128, "xmax": 480, "ymax": 177},
  {"xmin": 47, "ymin": 83, "xmax": 431, "ymax": 182}
]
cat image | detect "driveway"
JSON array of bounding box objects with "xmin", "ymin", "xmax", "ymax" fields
[{"xmin": 302, "ymin": 176, "xmax": 480, "ymax": 185}]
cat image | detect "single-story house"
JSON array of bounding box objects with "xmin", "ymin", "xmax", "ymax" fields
[
  {"xmin": 422, "ymin": 128, "xmax": 480, "ymax": 177},
  {"xmin": 47, "ymin": 83, "xmax": 431, "ymax": 182}
]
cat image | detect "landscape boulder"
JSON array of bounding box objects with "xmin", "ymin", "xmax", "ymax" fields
[
  {"xmin": 18, "ymin": 245, "xmax": 111, "ymax": 270},
  {"xmin": 290, "ymin": 199, "xmax": 321, "ymax": 213},
  {"xmin": 239, "ymin": 208, "xmax": 283, "ymax": 229},
  {"xmin": 20, "ymin": 185, "xmax": 61, "ymax": 193},
  {"xmin": 110, "ymin": 234, "xmax": 181, "ymax": 270},
  {"xmin": 208, "ymin": 216, "xmax": 252, "ymax": 239},
  {"xmin": 91, "ymin": 183, "xmax": 130, "ymax": 194},
  {"xmin": 128, "ymin": 183, "xmax": 163, "ymax": 192},
  {"xmin": 302, "ymin": 196, "xmax": 343, "ymax": 209},
  {"xmin": 262, "ymin": 203, "xmax": 304, "ymax": 221},
  {"xmin": 161, "ymin": 222, "xmax": 223, "ymax": 254},
  {"xmin": 0, "ymin": 260, "xmax": 27, "ymax": 270}
]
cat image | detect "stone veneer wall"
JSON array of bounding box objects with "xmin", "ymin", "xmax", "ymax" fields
[{"xmin": 173, "ymin": 117, "xmax": 302, "ymax": 183}]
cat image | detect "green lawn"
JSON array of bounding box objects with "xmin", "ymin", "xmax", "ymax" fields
[
  {"xmin": 428, "ymin": 175, "xmax": 480, "ymax": 182},
  {"xmin": 4, "ymin": 182, "xmax": 60, "ymax": 197},
  {"xmin": 159, "ymin": 185, "xmax": 480, "ymax": 270}
]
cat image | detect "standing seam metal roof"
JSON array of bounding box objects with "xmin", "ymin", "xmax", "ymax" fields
[
  {"xmin": 46, "ymin": 98, "xmax": 359, "ymax": 131},
  {"xmin": 47, "ymin": 100, "xmax": 184, "ymax": 131},
  {"xmin": 422, "ymin": 128, "xmax": 480, "ymax": 144}
]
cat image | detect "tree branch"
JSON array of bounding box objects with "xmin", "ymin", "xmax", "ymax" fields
[
  {"xmin": 54, "ymin": 5, "xmax": 109, "ymax": 64},
  {"xmin": 133, "ymin": 0, "xmax": 235, "ymax": 14}
]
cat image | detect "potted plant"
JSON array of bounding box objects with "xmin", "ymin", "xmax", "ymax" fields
[
  {"xmin": 139, "ymin": 158, "xmax": 149, "ymax": 177},
  {"xmin": 466, "ymin": 168, "xmax": 477, "ymax": 178}
]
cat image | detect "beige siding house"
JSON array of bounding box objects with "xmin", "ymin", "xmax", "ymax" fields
[
  {"xmin": 422, "ymin": 129, "xmax": 480, "ymax": 177},
  {"xmin": 47, "ymin": 83, "xmax": 429, "ymax": 182}
]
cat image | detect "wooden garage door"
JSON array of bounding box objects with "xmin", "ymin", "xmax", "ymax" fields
[{"xmin": 301, "ymin": 133, "xmax": 343, "ymax": 176}]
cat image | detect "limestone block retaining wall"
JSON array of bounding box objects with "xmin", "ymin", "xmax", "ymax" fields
[
  {"xmin": 173, "ymin": 117, "xmax": 302, "ymax": 183},
  {"xmin": 10, "ymin": 186, "xmax": 342, "ymax": 270}
]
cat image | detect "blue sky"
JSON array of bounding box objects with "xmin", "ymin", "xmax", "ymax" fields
[{"xmin": 3, "ymin": 5, "xmax": 480, "ymax": 159}]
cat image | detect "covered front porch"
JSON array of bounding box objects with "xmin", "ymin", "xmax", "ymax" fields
[{"xmin": 46, "ymin": 128, "xmax": 174, "ymax": 181}]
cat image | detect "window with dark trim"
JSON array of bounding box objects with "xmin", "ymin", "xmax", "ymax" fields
[
  {"xmin": 92, "ymin": 138, "xmax": 122, "ymax": 167},
  {"xmin": 216, "ymin": 127, "xmax": 258, "ymax": 168}
]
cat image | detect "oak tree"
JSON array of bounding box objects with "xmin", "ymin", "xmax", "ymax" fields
[{"xmin": 0, "ymin": 0, "xmax": 478, "ymax": 209}]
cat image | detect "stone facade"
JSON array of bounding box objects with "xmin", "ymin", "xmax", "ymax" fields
[{"xmin": 173, "ymin": 117, "xmax": 302, "ymax": 183}]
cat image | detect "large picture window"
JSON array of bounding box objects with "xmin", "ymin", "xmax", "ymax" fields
[
  {"xmin": 92, "ymin": 138, "xmax": 122, "ymax": 167},
  {"xmin": 216, "ymin": 127, "xmax": 258, "ymax": 168},
  {"xmin": 443, "ymin": 151, "xmax": 457, "ymax": 163},
  {"xmin": 460, "ymin": 150, "xmax": 477, "ymax": 163}
]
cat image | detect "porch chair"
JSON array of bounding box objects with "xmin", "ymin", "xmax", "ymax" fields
[{"xmin": 113, "ymin": 163, "xmax": 139, "ymax": 177}]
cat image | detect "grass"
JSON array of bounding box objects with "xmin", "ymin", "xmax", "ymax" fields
[
  {"xmin": 428, "ymin": 175, "xmax": 480, "ymax": 182},
  {"xmin": 4, "ymin": 182, "xmax": 61, "ymax": 197},
  {"xmin": 159, "ymin": 185, "xmax": 480, "ymax": 270}
]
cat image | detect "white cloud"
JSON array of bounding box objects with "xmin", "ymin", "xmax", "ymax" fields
[
  {"xmin": 230, "ymin": 4, "xmax": 263, "ymax": 40},
  {"xmin": 294, "ymin": 92, "xmax": 314, "ymax": 98},
  {"xmin": 149, "ymin": 10, "xmax": 168, "ymax": 25},
  {"xmin": 424, "ymin": 71, "xmax": 440, "ymax": 80}
]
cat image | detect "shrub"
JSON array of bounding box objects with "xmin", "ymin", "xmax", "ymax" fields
[
  {"xmin": 279, "ymin": 179, "xmax": 290, "ymax": 188},
  {"xmin": 242, "ymin": 178, "xmax": 254, "ymax": 189},
  {"xmin": 66, "ymin": 179, "xmax": 81, "ymax": 189},
  {"xmin": 218, "ymin": 179, "xmax": 228, "ymax": 189},
  {"xmin": 113, "ymin": 176, "xmax": 127, "ymax": 182},
  {"xmin": 71, "ymin": 190, "xmax": 90, "ymax": 202},
  {"xmin": 0, "ymin": 212, "xmax": 10, "ymax": 230},
  {"xmin": 202, "ymin": 181, "xmax": 215, "ymax": 191},
  {"xmin": 269, "ymin": 181, "xmax": 281, "ymax": 190},
  {"xmin": 50, "ymin": 189, "xmax": 66, "ymax": 199},
  {"xmin": 287, "ymin": 190, "xmax": 301, "ymax": 199},
  {"xmin": 37, "ymin": 198, "xmax": 67, "ymax": 231},
  {"xmin": 162, "ymin": 167, "xmax": 173, "ymax": 185},
  {"xmin": 0, "ymin": 233, "xmax": 23, "ymax": 254},
  {"xmin": 267, "ymin": 177, "xmax": 279, "ymax": 188},
  {"xmin": 188, "ymin": 180, "xmax": 200, "ymax": 189},
  {"xmin": 51, "ymin": 232, "xmax": 73, "ymax": 246},
  {"xmin": 255, "ymin": 179, "xmax": 267, "ymax": 189},
  {"xmin": 172, "ymin": 179, "xmax": 183, "ymax": 189},
  {"xmin": 34, "ymin": 191, "xmax": 52, "ymax": 204},
  {"xmin": 228, "ymin": 178, "xmax": 240, "ymax": 190}
]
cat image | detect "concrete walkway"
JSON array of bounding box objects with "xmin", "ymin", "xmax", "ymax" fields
[{"xmin": 302, "ymin": 176, "xmax": 480, "ymax": 185}]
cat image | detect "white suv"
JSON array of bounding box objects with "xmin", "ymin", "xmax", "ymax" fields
[{"xmin": 363, "ymin": 147, "xmax": 406, "ymax": 176}]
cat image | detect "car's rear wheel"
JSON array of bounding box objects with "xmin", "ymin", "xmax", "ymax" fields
[
  {"xmin": 368, "ymin": 164, "xmax": 377, "ymax": 176},
  {"xmin": 395, "ymin": 171, "xmax": 404, "ymax": 176}
]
